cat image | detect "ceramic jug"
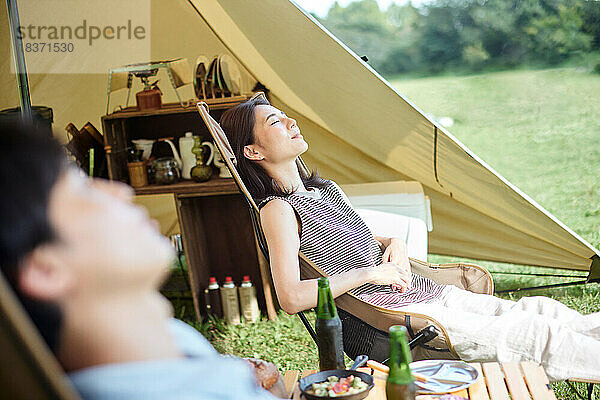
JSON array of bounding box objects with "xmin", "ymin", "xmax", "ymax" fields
[
  {"xmin": 179, "ymin": 132, "xmax": 197, "ymax": 179},
  {"xmin": 190, "ymin": 139, "xmax": 215, "ymax": 182},
  {"xmin": 161, "ymin": 139, "xmax": 183, "ymax": 172},
  {"xmin": 213, "ymin": 150, "xmax": 232, "ymax": 178},
  {"xmin": 132, "ymin": 139, "xmax": 155, "ymax": 161}
]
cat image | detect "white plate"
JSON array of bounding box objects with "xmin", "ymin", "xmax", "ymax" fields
[
  {"xmin": 410, "ymin": 360, "xmax": 479, "ymax": 394},
  {"xmin": 219, "ymin": 53, "xmax": 242, "ymax": 95},
  {"xmin": 216, "ymin": 55, "xmax": 227, "ymax": 94}
]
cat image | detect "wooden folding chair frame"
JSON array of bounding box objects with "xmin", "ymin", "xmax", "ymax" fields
[{"xmin": 0, "ymin": 270, "xmax": 80, "ymax": 400}]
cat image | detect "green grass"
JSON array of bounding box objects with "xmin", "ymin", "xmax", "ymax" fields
[{"xmin": 185, "ymin": 67, "xmax": 600, "ymax": 399}]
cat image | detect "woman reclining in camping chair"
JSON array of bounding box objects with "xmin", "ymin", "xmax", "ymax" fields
[{"xmin": 218, "ymin": 94, "xmax": 600, "ymax": 383}]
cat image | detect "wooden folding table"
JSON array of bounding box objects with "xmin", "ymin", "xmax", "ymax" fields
[{"xmin": 283, "ymin": 361, "xmax": 557, "ymax": 399}]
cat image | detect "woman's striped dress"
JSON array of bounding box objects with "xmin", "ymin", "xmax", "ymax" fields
[{"xmin": 258, "ymin": 180, "xmax": 446, "ymax": 309}]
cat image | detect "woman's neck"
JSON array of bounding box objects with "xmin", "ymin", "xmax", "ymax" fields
[{"xmin": 263, "ymin": 160, "xmax": 306, "ymax": 193}]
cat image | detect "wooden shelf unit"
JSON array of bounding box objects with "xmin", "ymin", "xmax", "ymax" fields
[
  {"xmin": 102, "ymin": 98, "xmax": 277, "ymax": 321},
  {"xmin": 102, "ymin": 98, "xmax": 248, "ymax": 183},
  {"xmin": 133, "ymin": 177, "xmax": 239, "ymax": 197}
]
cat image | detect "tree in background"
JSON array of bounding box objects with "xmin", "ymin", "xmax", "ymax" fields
[
  {"xmin": 322, "ymin": 0, "xmax": 398, "ymax": 71},
  {"xmin": 581, "ymin": 0, "xmax": 600, "ymax": 50},
  {"xmin": 314, "ymin": 0, "xmax": 598, "ymax": 76},
  {"xmin": 381, "ymin": 2, "xmax": 423, "ymax": 73}
]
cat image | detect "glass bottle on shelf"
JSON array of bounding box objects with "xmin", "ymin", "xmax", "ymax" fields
[{"xmin": 190, "ymin": 137, "xmax": 214, "ymax": 182}]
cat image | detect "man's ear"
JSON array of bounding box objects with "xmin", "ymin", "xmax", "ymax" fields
[
  {"xmin": 243, "ymin": 144, "xmax": 264, "ymax": 161},
  {"xmin": 18, "ymin": 248, "xmax": 72, "ymax": 302}
]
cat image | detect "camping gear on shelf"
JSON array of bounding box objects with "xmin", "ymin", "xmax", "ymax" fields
[
  {"xmin": 386, "ymin": 326, "xmax": 416, "ymax": 400},
  {"xmin": 135, "ymin": 79, "xmax": 162, "ymax": 111},
  {"xmin": 106, "ymin": 59, "xmax": 192, "ymax": 114},
  {"xmin": 238, "ymin": 275, "xmax": 259, "ymax": 323},
  {"xmin": 194, "ymin": 54, "xmax": 242, "ymax": 100},
  {"xmin": 132, "ymin": 139, "xmax": 155, "ymax": 161},
  {"xmin": 160, "ymin": 138, "xmax": 183, "ymax": 172},
  {"xmin": 315, "ymin": 277, "xmax": 345, "ymax": 372},
  {"xmin": 298, "ymin": 355, "xmax": 374, "ymax": 400},
  {"xmin": 151, "ymin": 158, "xmax": 180, "ymax": 185},
  {"xmin": 193, "ymin": 55, "xmax": 210, "ymax": 100},
  {"xmin": 127, "ymin": 161, "xmax": 148, "ymax": 188},
  {"xmin": 64, "ymin": 122, "xmax": 107, "ymax": 178},
  {"xmin": 219, "ymin": 54, "xmax": 242, "ymax": 95},
  {"xmin": 220, "ymin": 276, "xmax": 241, "ymax": 325},
  {"xmin": 179, "ymin": 132, "xmax": 198, "ymax": 180},
  {"xmin": 190, "ymin": 137, "xmax": 214, "ymax": 182}
]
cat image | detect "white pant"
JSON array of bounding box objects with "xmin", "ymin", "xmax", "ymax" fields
[{"xmin": 399, "ymin": 286, "xmax": 600, "ymax": 382}]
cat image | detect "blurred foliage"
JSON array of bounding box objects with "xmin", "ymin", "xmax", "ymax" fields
[{"xmin": 314, "ymin": 0, "xmax": 600, "ymax": 75}]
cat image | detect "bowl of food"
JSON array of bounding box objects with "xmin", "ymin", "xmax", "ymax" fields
[{"xmin": 298, "ymin": 355, "xmax": 374, "ymax": 400}]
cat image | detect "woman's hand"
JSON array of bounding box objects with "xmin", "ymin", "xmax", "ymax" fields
[
  {"xmin": 368, "ymin": 262, "xmax": 411, "ymax": 292},
  {"xmin": 381, "ymin": 238, "xmax": 408, "ymax": 265},
  {"xmin": 381, "ymin": 238, "xmax": 412, "ymax": 291}
]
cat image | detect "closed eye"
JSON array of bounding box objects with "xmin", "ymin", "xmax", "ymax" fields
[{"xmin": 270, "ymin": 119, "xmax": 280, "ymax": 126}]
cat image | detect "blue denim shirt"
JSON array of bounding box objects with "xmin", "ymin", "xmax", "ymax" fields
[{"xmin": 68, "ymin": 319, "xmax": 277, "ymax": 400}]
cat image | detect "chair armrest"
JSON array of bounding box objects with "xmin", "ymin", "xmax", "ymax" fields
[{"xmin": 409, "ymin": 258, "xmax": 494, "ymax": 295}]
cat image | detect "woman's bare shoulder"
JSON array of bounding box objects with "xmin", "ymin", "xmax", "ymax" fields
[
  {"xmin": 260, "ymin": 198, "xmax": 301, "ymax": 236},
  {"xmin": 260, "ymin": 198, "xmax": 295, "ymax": 219}
]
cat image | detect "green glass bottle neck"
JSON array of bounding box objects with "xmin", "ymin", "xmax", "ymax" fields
[
  {"xmin": 388, "ymin": 329, "xmax": 414, "ymax": 385},
  {"xmin": 316, "ymin": 279, "xmax": 338, "ymax": 319}
]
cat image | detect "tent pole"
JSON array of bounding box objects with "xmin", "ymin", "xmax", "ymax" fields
[
  {"xmin": 496, "ymin": 279, "xmax": 590, "ymax": 294},
  {"xmin": 5, "ymin": 0, "xmax": 32, "ymax": 121}
]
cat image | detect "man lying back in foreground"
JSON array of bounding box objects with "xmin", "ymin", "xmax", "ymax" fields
[{"xmin": 0, "ymin": 122, "xmax": 279, "ymax": 399}]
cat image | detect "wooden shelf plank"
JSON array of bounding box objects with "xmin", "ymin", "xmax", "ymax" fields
[
  {"xmin": 102, "ymin": 96, "xmax": 249, "ymax": 120},
  {"xmin": 501, "ymin": 363, "xmax": 531, "ymax": 400},
  {"xmin": 133, "ymin": 177, "xmax": 239, "ymax": 196},
  {"xmin": 482, "ymin": 362, "xmax": 510, "ymax": 400},
  {"xmin": 468, "ymin": 363, "xmax": 491, "ymax": 400},
  {"xmin": 521, "ymin": 362, "xmax": 557, "ymax": 400}
]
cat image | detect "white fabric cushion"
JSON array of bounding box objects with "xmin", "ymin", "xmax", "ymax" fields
[{"xmin": 354, "ymin": 208, "xmax": 428, "ymax": 261}]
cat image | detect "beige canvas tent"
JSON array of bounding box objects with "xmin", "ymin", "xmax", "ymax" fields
[{"xmin": 1, "ymin": 0, "xmax": 598, "ymax": 281}]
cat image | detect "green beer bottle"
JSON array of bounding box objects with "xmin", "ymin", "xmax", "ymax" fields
[
  {"xmin": 386, "ymin": 325, "xmax": 416, "ymax": 400},
  {"xmin": 315, "ymin": 277, "xmax": 345, "ymax": 371}
]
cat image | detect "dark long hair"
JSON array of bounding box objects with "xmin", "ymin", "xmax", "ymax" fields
[{"xmin": 220, "ymin": 96, "xmax": 327, "ymax": 202}]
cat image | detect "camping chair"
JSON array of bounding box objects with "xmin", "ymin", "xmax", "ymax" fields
[
  {"xmin": 196, "ymin": 96, "xmax": 494, "ymax": 362},
  {"xmin": 0, "ymin": 269, "xmax": 81, "ymax": 399}
]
